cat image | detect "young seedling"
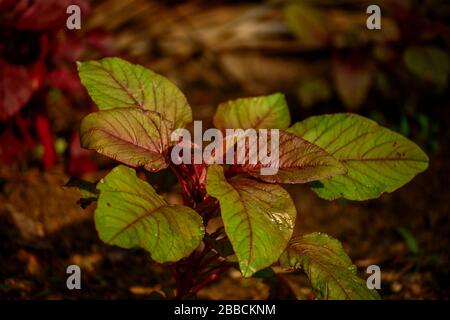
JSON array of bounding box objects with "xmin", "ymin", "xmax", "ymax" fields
[{"xmin": 70, "ymin": 57, "xmax": 428, "ymax": 299}]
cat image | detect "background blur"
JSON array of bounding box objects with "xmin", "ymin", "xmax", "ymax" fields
[{"xmin": 0, "ymin": 0, "xmax": 449, "ymax": 299}]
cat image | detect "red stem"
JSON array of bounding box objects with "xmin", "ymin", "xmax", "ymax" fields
[
  {"xmin": 168, "ymin": 159, "xmax": 229, "ymax": 299},
  {"xmin": 189, "ymin": 262, "xmax": 230, "ymax": 296},
  {"xmin": 35, "ymin": 115, "xmax": 56, "ymax": 169},
  {"xmin": 169, "ymin": 162, "xmax": 194, "ymax": 206}
]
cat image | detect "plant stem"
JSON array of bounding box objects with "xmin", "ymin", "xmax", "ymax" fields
[
  {"xmin": 189, "ymin": 262, "xmax": 230, "ymax": 296},
  {"xmin": 169, "ymin": 161, "xmax": 227, "ymax": 299}
]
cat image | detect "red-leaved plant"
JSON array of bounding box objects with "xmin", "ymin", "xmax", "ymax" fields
[
  {"xmin": 0, "ymin": 0, "xmax": 111, "ymax": 173},
  {"xmin": 69, "ymin": 57, "xmax": 429, "ymax": 299}
]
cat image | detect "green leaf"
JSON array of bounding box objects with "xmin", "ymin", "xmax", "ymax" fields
[
  {"xmin": 213, "ymin": 93, "xmax": 291, "ymax": 130},
  {"xmin": 280, "ymin": 233, "xmax": 380, "ymax": 300},
  {"xmin": 95, "ymin": 165, "xmax": 204, "ymax": 263},
  {"xmin": 403, "ymin": 46, "xmax": 450, "ymax": 86},
  {"xmin": 77, "ymin": 57, "xmax": 192, "ymax": 128},
  {"xmin": 240, "ymin": 130, "xmax": 347, "ymax": 184},
  {"xmin": 289, "ymin": 113, "xmax": 429, "ymax": 200},
  {"xmin": 206, "ymin": 165, "xmax": 296, "ymax": 277},
  {"xmin": 80, "ymin": 107, "xmax": 173, "ymax": 172}
]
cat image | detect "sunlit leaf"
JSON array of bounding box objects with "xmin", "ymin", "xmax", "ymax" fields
[
  {"xmin": 77, "ymin": 57, "xmax": 192, "ymax": 128},
  {"xmin": 206, "ymin": 165, "xmax": 296, "ymax": 277},
  {"xmin": 80, "ymin": 107, "xmax": 173, "ymax": 172},
  {"xmin": 280, "ymin": 233, "xmax": 380, "ymax": 300},
  {"xmin": 289, "ymin": 113, "xmax": 429, "ymax": 200},
  {"xmin": 213, "ymin": 93, "xmax": 291, "ymax": 130},
  {"xmin": 95, "ymin": 165, "xmax": 204, "ymax": 263},
  {"xmin": 238, "ymin": 130, "xmax": 346, "ymax": 184}
]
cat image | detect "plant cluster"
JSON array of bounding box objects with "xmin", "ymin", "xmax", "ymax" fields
[{"xmin": 72, "ymin": 57, "xmax": 428, "ymax": 299}]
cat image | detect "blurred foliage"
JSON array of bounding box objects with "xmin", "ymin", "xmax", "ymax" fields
[
  {"xmin": 284, "ymin": 0, "xmax": 449, "ymax": 104},
  {"xmin": 283, "ymin": 0, "xmax": 449, "ymax": 153},
  {"xmin": 0, "ymin": 0, "xmax": 113, "ymax": 173},
  {"xmin": 397, "ymin": 227, "xmax": 420, "ymax": 255}
]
